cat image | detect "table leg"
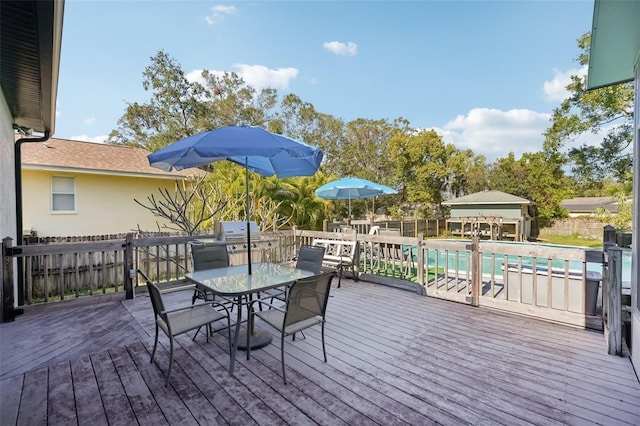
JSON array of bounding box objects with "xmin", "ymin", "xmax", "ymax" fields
[
  {"xmin": 236, "ymin": 293, "xmax": 272, "ymax": 351},
  {"xmin": 229, "ymin": 295, "xmax": 244, "ymax": 373},
  {"xmin": 228, "ymin": 294, "xmax": 273, "ymax": 373}
]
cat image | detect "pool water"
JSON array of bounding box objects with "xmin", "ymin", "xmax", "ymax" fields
[{"xmin": 414, "ymin": 242, "xmax": 631, "ymax": 282}]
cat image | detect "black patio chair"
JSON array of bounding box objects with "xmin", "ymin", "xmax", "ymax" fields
[
  {"xmin": 248, "ymin": 271, "xmax": 335, "ymax": 384},
  {"xmin": 190, "ymin": 243, "xmax": 229, "ymax": 304},
  {"xmin": 138, "ymin": 270, "xmax": 231, "ymax": 387},
  {"xmin": 261, "ymin": 244, "xmax": 326, "ymax": 304}
]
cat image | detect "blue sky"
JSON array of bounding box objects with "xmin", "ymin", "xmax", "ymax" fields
[{"xmin": 55, "ymin": 0, "xmax": 596, "ymax": 161}]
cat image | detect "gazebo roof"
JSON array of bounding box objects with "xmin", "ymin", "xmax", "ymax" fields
[{"xmin": 442, "ymin": 190, "xmax": 532, "ymax": 206}]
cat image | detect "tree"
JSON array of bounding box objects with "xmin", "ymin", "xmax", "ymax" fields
[
  {"xmin": 107, "ymin": 50, "xmax": 280, "ymax": 151},
  {"xmin": 270, "ymin": 94, "xmax": 346, "ymax": 177},
  {"xmin": 269, "ymin": 173, "xmax": 329, "ymax": 229},
  {"xmin": 335, "ymin": 118, "xmax": 407, "ymax": 184},
  {"xmin": 108, "ymin": 50, "xmax": 207, "ymax": 152},
  {"xmin": 543, "ymin": 33, "xmax": 634, "ymax": 195},
  {"xmin": 388, "ymin": 129, "xmax": 459, "ymax": 214},
  {"xmin": 462, "ymin": 155, "xmax": 489, "ymax": 195},
  {"xmin": 134, "ymin": 176, "xmax": 230, "ymax": 235},
  {"xmin": 595, "ymin": 192, "xmax": 632, "ymax": 232},
  {"xmin": 487, "ymin": 153, "xmax": 530, "ymax": 198},
  {"xmin": 488, "ymin": 152, "xmax": 571, "ymax": 220},
  {"xmin": 198, "ymin": 70, "xmax": 278, "ymax": 129}
]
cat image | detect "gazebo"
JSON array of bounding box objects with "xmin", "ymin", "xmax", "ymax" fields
[{"xmin": 442, "ymin": 190, "xmax": 533, "ymax": 241}]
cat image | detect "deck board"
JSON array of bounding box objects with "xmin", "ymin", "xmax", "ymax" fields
[
  {"xmin": 47, "ymin": 362, "xmax": 77, "ymax": 425},
  {"xmin": 17, "ymin": 368, "xmax": 47, "ymax": 426},
  {"xmin": 109, "ymin": 345, "xmax": 169, "ymax": 426},
  {"xmin": 92, "ymin": 350, "xmax": 138, "ymax": 425},
  {"xmin": 70, "ymin": 356, "xmax": 109, "ymax": 426},
  {"xmin": 125, "ymin": 342, "xmax": 201, "ymax": 425},
  {"xmin": 335, "ymin": 283, "xmax": 640, "ymax": 424},
  {"xmin": 1, "ymin": 278, "xmax": 639, "ymax": 425}
]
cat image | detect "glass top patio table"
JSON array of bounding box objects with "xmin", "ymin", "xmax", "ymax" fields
[
  {"xmin": 185, "ymin": 262, "xmax": 315, "ymax": 373},
  {"xmin": 186, "ymin": 262, "xmax": 314, "ymax": 296}
]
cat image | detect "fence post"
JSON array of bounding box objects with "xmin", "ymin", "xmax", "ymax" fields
[
  {"xmin": 603, "ymin": 225, "xmax": 616, "ymax": 249},
  {"xmin": 351, "ymin": 228, "xmax": 360, "ymax": 280},
  {"xmin": 604, "ymin": 246, "xmax": 622, "ymax": 355},
  {"xmin": 468, "ymin": 236, "xmax": 480, "ymax": 307},
  {"xmin": 2, "ymin": 237, "xmax": 16, "ymax": 322},
  {"xmin": 293, "ymin": 226, "xmax": 299, "ymax": 250},
  {"xmin": 123, "ymin": 233, "xmax": 134, "ymax": 299},
  {"xmin": 416, "ymin": 233, "xmax": 425, "ymax": 288}
]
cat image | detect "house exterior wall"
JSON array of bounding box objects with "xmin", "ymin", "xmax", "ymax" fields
[
  {"xmin": 22, "ymin": 169, "xmax": 191, "ymax": 237},
  {"xmin": 0, "ymin": 91, "xmax": 18, "ymax": 310},
  {"xmin": 449, "ymin": 204, "xmax": 526, "ymax": 219},
  {"xmin": 0, "ymin": 92, "xmax": 16, "ymax": 242}
]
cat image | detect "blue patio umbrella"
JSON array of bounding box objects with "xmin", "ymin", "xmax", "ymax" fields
[
  {"xmin": 148, "ymin": 125, "xmax": 324, "ymax": 273},
  {"xmin": 315, "ymin": 177, "xmax": 397, "ymax": 218}
]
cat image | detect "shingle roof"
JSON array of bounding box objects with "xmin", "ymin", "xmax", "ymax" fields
[
  {"xmin": 20, "ymin": 137, "xmax": 205, "ymax": 179},
  {"xmin": 442, "ymin": 190, "xmax": 532, "ymax": 205},
  {"xmin": 561, "ymin": 197, "xmax": 618, "ymax": 213}
]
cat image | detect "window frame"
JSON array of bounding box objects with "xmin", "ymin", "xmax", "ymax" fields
[{"xmin": 51, "ymin": 175, "xmax": 76, "ymax": 213}]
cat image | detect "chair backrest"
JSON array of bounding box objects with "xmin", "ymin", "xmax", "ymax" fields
[
  {"xmin": 191, "ymin": 243, "xmax": 229, "ymax": 271},
  {"xmin": 295, "ymin": 244, "xmax": 326, "ymax": 274},
  {"xmin": 285, "ymin": 272, "xmax": 334, "ymax": 328},
  {"xmin": 137, "ymin": 270, "xmax": 166, "ymax": 320}
]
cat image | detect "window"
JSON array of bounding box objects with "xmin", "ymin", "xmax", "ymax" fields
[{"xmin": 51, "ymin": 176, "xmax": 75, "ymax": 212}]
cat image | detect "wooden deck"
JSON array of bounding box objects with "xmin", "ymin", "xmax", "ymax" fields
[{"xmin": 1, "ymin": 278, "xmax": 639, "ymax": 425}]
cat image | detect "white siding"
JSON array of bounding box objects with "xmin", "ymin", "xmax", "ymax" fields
[
  {"xmin": 631, "ymin": 56, "xmax": 640, "ymax": 375},
  {"xmin": 0, "ymin": 91, "xmax": 18, "ymax": 309},
  {"xmin": 0, "ymin": 92, "xmax": 16, "ymax": 242}
]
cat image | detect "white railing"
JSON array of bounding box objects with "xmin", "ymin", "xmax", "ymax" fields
[{"xmin": 2, "ymin": 230, "xmax": 607, "ymax": 329}]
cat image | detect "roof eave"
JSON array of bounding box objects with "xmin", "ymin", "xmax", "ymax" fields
[
  {"xmin": 587, "ymin": 0, "xmax": 640, "ymax": 90},
  {"xmin": 1, "ymin": 0, "xmax": 64, "ymax": 134},
  {"xmin": 21, "ymin": 164, "xmax": 201, "ymax": 180},
  {"xmin": 443, "ymin": 201, "xmax": 532, "ymax": 206}
]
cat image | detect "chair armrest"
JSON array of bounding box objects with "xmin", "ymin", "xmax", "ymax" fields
[
  {"xmin": 161, "ymin": 300, "xmax": 229, "ymax": 316},
  {"xmin": 249, "ymin": 299, "xmax": 285, "ymax": 312},
  {"xmin": 160, "ymin": 302, "xmax": 211, "ymax": 315},
  {"xmin": 192, "ymin": 285, "xmax": 235, "ymax": 306}
]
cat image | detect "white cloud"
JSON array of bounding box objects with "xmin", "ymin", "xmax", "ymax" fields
[
  {"xmin": 433, "ymin": 106, "xmax": 613, "ymax": 162},
  {"xmin": 69, "ymin": 134, "xmax": 108, "ymax": 144},
  {"xmin": 83, "ymin": 115, "xmax": 96, "ymax": 126},
  {"xmin": 433, "ymin": 108, "xmax": 551, "ymax": 161},
  {"xmin": 323, "ymin": 41, "xmax": 358, "ymax": 56},
  {"xmin": 542, "ymin": 65, "xmax": 587, "ymax": 103},
  {"xmin": 205, "ymin": 4, "xmax": 236, "ymax": 25},
  {"xmin": 234, "ymin": 64, "xmax": 298, "ymax": 89},
  {"xmin": 187, "ymin": 64, "xmax": 298, "ymax": 90}
]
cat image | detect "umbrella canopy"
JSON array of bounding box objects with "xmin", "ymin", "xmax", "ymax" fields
[
  {"xmin": 315, "ymin": 177, "xmax": 397, "ymax": 217},
  {"xmin": 147, "ymin": 125, "xmax": 323, "ymax": 177},
  {"xmin": 148, "ymin": 125, "xmax": 323, "ymax": 273}
]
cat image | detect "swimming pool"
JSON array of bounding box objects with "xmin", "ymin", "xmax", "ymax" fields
[{"xmin": 415, "ymin": 241, "xmax": 630, "ymax": 281}]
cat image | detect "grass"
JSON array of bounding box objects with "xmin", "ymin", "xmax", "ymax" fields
[
  {"xmin": 360, "ymin": 262, "xmax": 442, "ymax": 283},
  {"xmin": 536, "ymin": 233, "xmax": 603, "ymax": 249}
]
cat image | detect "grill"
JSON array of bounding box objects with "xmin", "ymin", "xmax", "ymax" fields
[{"xmin": 212, "ymin": 221, "xmax": 278, "ymax": 252}]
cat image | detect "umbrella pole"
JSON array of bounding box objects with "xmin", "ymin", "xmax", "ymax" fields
[{"xmin": 245, "ymin": 157, "xmax": 252, "ymax": 274}]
